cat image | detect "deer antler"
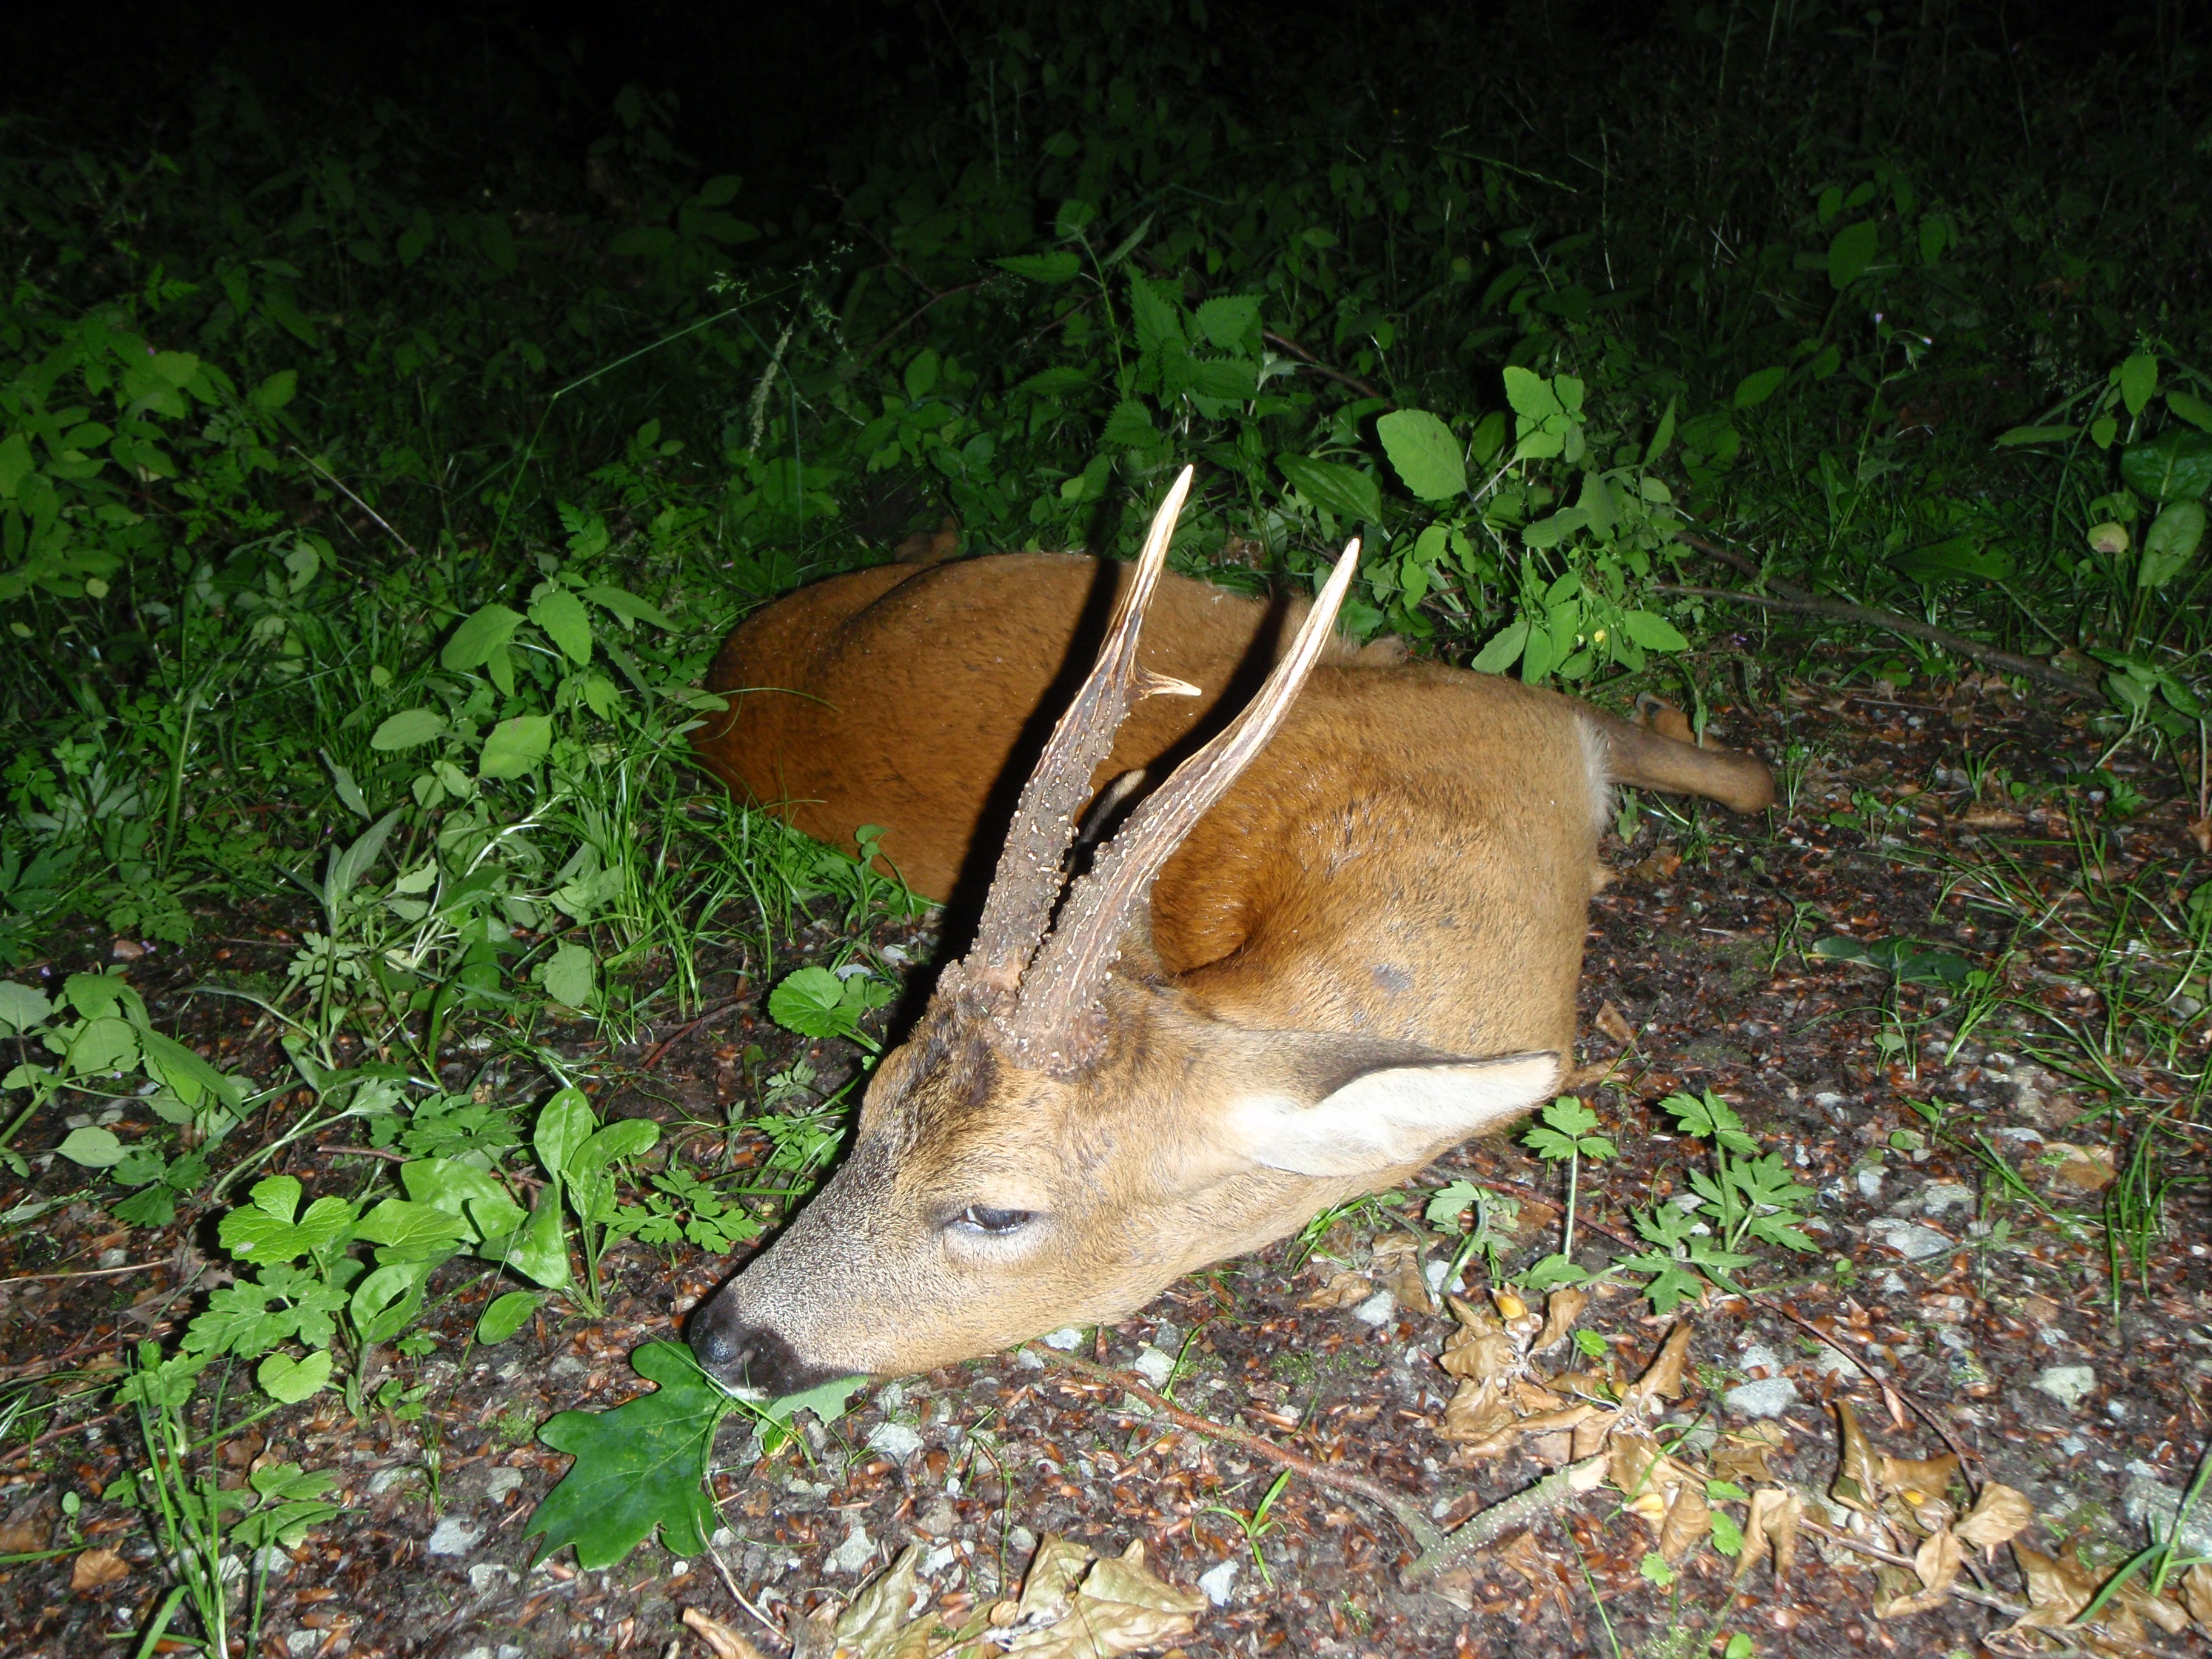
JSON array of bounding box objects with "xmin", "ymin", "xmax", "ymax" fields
[
  {"xmin": 1007, "ymin": 537, "xmax": 1364, "ymax": 1071},
  {"xmin": 959, "ymin": 467, "xmax": 1202, "ymax": 998}
]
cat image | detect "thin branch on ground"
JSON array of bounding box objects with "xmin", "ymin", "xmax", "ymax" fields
[
  {"xmin": 1260, "ymin": 331, "xmax": 1387, "ymax": 401},
  {"xmin": 1027, "ymin": 1346, "xmax": 1445, "ymax": 1556}
]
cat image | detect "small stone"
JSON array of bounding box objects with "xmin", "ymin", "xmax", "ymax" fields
[
  {"xmin": 866, "ymin": 1422, "xmax": 923, "ymax": 1461},
  {"xmin": 1151, "ymin": 1321, "xmax": 1183, "ymax": 1354},
  {"xmin": 1866, "ymin": 1218, "xmax": 1954, "ymax": 1261},
  {"xmin": 547, "ymin": 1356, "xmax": 588, "ymax": 1379},
  {"xmin": 1918, "ymin": 1182, "xmax": 1975, "ymax": 1219},
  {"xmin": 1130, "ymin": 1345, "xmax": 1176, "ymax": 1389},
  {"xmin": 2124, "ymin": 1478, "xmax": 2212, "ymax": 1556},
  {"xmin": 298, "ymin": 1635, "xmax": 336, "ymax": 1658},
  {"xmin": 876, "ymin": 1382, "xmax": 907, "ymax": 1415},
  {"xmin": 2057, "ymin": 1433, "xmax": 2090, "ymax": 1457},
  {"xmin": 917, "ymin": 1498, "xmax": 958, "ymax": 1536},
  {"xmin": 2034, "ymin": 1365, "xmax": 2097, "ymax": 1410},
  {"xmin": 1198, "ymin": 1558, "xmax": 1240, "ymax": 1606},
  {"xmin": 920, "ymin": 1543, "xmax": 960, "ymax": 1577},
  {"xmin": 368, "ymin": 1467, "xmax": 423, "ymax": 1497},
  {"xmin": 483, "ymin": 1467, "xmax": 523, "ymax": 1504},
  {"xmin": 1351, "ymin": 1290, "xmax": 1397, "ymax": 1327},
  {"xmin": 424, "ymin": 1517, "xmax": 483, "ymax": 1558},
  {"xmin": 1041, "ymin": 1326, "xmax": 1085, "ymax": 1351},
  {"xmin": 1015, "ymin": 1349, "xmax": 1045, "ymax": 1370},
  {"xmin": 1724, "ymin": 1376, "xmax": 1799, "ymax": 1419},
  {"xmin": 468, "ymin": 1563, "xmax": 515, "ymax": 1593},
  {"xmin": 1855, "ymin": 1165, "xmax": 1885, "ymax": 1198},
  {"xmin": 1811, "ymin": 1345, "xmax": 1855, "ymax": 1378},
  {"xmin": 1008, "ymin": 1524, "xmax": 1037, "ymax": 1556},
  {"xmin": 829, "ymin": 1523, "xmax": 876, "ymax": 1574},
  {"xmin": 1738, "ymin": 1343, "xmax": 1781, "ymax": 1376}
]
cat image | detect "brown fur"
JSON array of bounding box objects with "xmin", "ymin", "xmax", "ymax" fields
[{"xmin": 686, "ymin": 553, "xmax": 1773, "ymax": 1391}]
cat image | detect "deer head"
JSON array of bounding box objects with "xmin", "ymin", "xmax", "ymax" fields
[{"xmin": 689, "ymin": 470, "xmax": 1561, "ymax": 1393}]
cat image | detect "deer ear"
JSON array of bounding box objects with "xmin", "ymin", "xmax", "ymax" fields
[{"xmin": 1230, "ymin": 1051, "xmax": 1561, "ymax": 1178}]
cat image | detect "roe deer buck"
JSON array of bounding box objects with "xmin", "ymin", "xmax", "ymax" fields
[{"xmin": 688, "ymin": 469, "xmax": 1772, "ymax": 1394}]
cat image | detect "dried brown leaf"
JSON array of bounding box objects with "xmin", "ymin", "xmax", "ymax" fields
[
  {"xmin": 1570, "ymin": 1407, "xmax": 1620, "ymax": 1461},
  {"xmin": 1741, "ymin": 1487, "xmax": 1803, "ymax": 1586},
  {"xmin": 1631, "ymin": 845, "xmax": 1683, "ymax": 883},
  {"xmin": 1912, "ymin": 1526, "xmax": 1962, "ymax": 1595},
  {"xmin": 1496, "ymin": 1529, "xmax": 1547, "ymax": 1587},
  {"xmin": 1299, "ymin": 1271, "xmax": 1374, "ymax": 1311},
  {"xmin": 1657, "ymin": 1480, "xmax": 1711, "ymax": 1564},
  {"xmin": 69, "ymin": 1546, "xmax": 129, "ymax": 1592},
  {"xmin": 684, "ymin": 1607, "xmax": 772, "ymax": 1659},
  {"xmin": 2042, "ymin": 1142, "xmax": 2116, "ymax": 1195},
  {"xmin": 2183, "ymin": 1563, "xmax": 2212, "ymax": 1628},
  {"xmin": 1370, "ymin": 1237, "xmax": 1437, "ymax": 1316},
  {"xmin": 1441, "ymin": 1376, "xmax": 1516, "ymax": 1446},
  {"xmin": 1952, "ymin": 1482, "xmax": 2034, "ymax": 1552},
  {"xmin": 1876, "ymin": 1452, "xmax": 1960, "ymax": 1503},
  {"xmin": 0, "ymin": 1508, "xmax": 46, "ymax": 1555},
  {"xmin": 1711, "ymin": 1421, "xmax": 1790, "ymax": 1486},
  {"xmin": 1595, "ymin": 1000, "xmax": 1636, "ymax": 1047},
  {"xmin": 1533, "ymin": 1287, "xmax": 1590, "ymax": 1354},
  {"xmin": 1446, "ymin": 1293, "xmax": 1504, "ymax": 1337},
  {"xmin": 2190, "ymin": 817, "xmax": 2212, "ymax": 856},
  {"xmin": 1441, "ymin": 1329, "xmax": 1518, "ymax": 1384},
  {"xmin": 1831, "ymin": 1401, "xmax": 1882, "ymax": 1513},
  {"xmin": 1509, "ymin": 1379, "xmax": 1566, "ymax": 1413},
  {"xmin": 1958, "ymin": 807, "xmax": 2025, "ymax": 830},
  {"xmin": 1621, "ymin": 1323, "xmax": 1693, "ymax": 1411},
  {"xmin": 2009, "ymin": 1541, "xmax": 2096, "ymax": 1626}
]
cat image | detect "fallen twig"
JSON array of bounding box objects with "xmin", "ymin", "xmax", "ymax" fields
[
  {"xmin": 637, "ymin": 993, "xmax": 751, "ymax": 1072},
  {"xmin": 1399, "ymin": 1456, "xmax": 1607, "ymax": 1586},
  {"xmin": 1260, "ymin": 331, "xmax": 1386, "ymax": 402},
  {"xmin": 1026, "ymin": 1346, "xmax": 1444, "ymax": 1555}
]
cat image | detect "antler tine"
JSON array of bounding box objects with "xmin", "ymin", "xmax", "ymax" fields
[
  {"xmin": 1008, "ymin": 538, "xmax": 1364, "ymax": 1070},
  {"xmin": 960, "ymin": 466, "xmax": 1199, "ymax": 996}
]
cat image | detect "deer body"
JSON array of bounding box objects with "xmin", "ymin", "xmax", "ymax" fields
[{"xmin": 689, "ymin": 482, "xmax": 1771, "ymax": 1394}]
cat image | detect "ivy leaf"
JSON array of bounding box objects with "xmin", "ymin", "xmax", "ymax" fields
[{"xmin": 525, "ymin": 1342, "xmax": 732, "ymax": 1569}]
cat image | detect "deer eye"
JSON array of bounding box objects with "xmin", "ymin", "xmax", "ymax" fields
[{"xmin": 952, "ymin": 1204, "xmax": 1034, "ymax": 1235}]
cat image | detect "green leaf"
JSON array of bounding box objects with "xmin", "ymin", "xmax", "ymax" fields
[
  {"xmin": 1644, "ymin": 399, "xmax": 1677, "ymax": 465},
  {"xmin": 478, "ymin": 715, "xmax": 552, "ymax": 779},
  {"xmin": 1192, "ymin": 295, "xmax": 1261, "ymax": 350},
  {"xmin": 151, "ymin": 351, "xmax": 200, "ymax": 389},
  {"xmin": 530, "ymin": 589, "xmax": 595, "ymax": 666},
  {"xmin": 1376, "ymin": 410, "xmax": 1467, "ymax": 502},
  {"xmin": 350, "ymin": 1261, "xmax": 431, "ymax": 1345},
  {"xmin": 56, "ymin": 1127, "xmax": 126, "ymax": 1168},
  {"xmin": 1620, "ymin": 611, "xmax": 1690, "ymax": 651},
  {"xmin": 329, "ymin": 808, "xmax": 403, "ymax": 900},
  {"xmin": 441, "ymin": 604, "xmax": 526, "ymax": 672},
  {"xmin": 478, "ymin": 1290, "xmax": 543, "ymax": 1344},
  {"xmin": 403, "ymin": 1158, "xmax": 528, "ymax": 1242},
  {"xmin": 526, "ymin": 1342, "xmax": 732, "ymax": 1569},
  {"xmin": 370, "ymin": 708, "xmax": 448, "ymax": 750},
  {"xmin": 994, "ymin": 252, "xmax": 1082, "ymax": 283},
  {"xmin": 2120, "ymin": 427, "xmax": 2212, "ymax": 503},
  {"xmin": 257, "ymin": 1349, "xmax": 333, "ymax": 1404},
  {"xmin": 66, "ymin": 1016, "xmax": 139, "ymax": 1076},
  {"xmin": 540, "ymin": 942, "xmax": 597, "ymax": 1009},
  {"xmin": 1470, "ymin": 618, "xmax": 1529, "ymax": 675},
  {"xmin": 571, "ymin": 1118, "xmax": 659, "ymax": 1176},
  {"xmin": 1993, "ymin": 424, "xmax": 2079, "ymax": 446},
  {"xmin": 251, "ymin": 370, "xmax": 298, "ymax": 411},
  {"xmin": 1100, "ymin": 399, "xmax": 1156, "ymax": 449},
  {"xmin": 1276, "ymin": 454, "xmax": 1382, "ymax": 525},
  {"xmin": 354, "ymin": 1198, "xmax": 472, "ymax": 1258},
  {"xmin": 1732, "ymin": 367, "xmax": 1787, "ymax": 409},
  {"xmin": 0, "ymin": 982, "xmax": 54, "ymax": 1036},
  {"xmin": 2118, "ymin": 353, "xmax": 2159, "ymax": 417},
  {"xmin": 503, "ymin": 1185, "xmax": 573, "ymax": 1288},
  {"xmin": 1425, "ymin": 1178, "xmax": 1483, "ymax": 1228},
  {"xmin": 0, "ymin": 432, "xmax": 35, "ymax": 498},
  {"xmin": 1826, "ymin": 220, "xmax": 1880, "ymax": 289},
  {"xmin": 768, "ymin": 967, "xmax": 860, "ymax": 1040},
  {"xmin": 578, "ymin": 586, "xmax": 674, "ymax": 631},
  {"xmin": 535, "ymin": 1089, "xmax": 596, "ymax": 1177},
  {"xmin": 2140, "ymin": 500, "xmax": 2206, "ymax": 589},
  {"xmin": 2167, "ymin": 390, "xmax": 2212, "ymax": 434}
]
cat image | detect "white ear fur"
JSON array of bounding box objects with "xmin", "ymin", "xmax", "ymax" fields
[{"xmin": 1232, "ymin": 1052, "xmax": 1561, "ymax": 1178}]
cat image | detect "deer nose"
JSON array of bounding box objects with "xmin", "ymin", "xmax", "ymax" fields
[{"xmin": 688, "ymin": 1308, "xmax": 851, "ymax": 1397}]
